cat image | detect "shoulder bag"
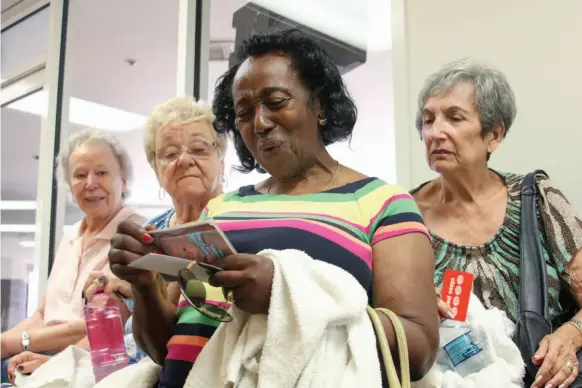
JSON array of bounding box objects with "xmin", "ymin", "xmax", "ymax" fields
[{"xmin": 515, "ymin": 170, "xmax": 582, "ymax": 386}]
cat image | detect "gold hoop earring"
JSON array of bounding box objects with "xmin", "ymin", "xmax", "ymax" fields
[{"xmin": 318, "ymin": 117, "xmax": 328, "ymax": 126}]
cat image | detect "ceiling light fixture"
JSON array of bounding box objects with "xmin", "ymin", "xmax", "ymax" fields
[
  {"xmin": 0, "ymin": 224, "xmax": 37, "ymax": 233},
  {"xmin": 0, "ymin": 200, "xmax": 37, "ymax": 210},
  {"xmin": 7, "ymin": 90, "xmax": 146, "ymax": 132},
  {"xmin": 19, "ymin": 240, "xmax": 36, "ymax": 248}
]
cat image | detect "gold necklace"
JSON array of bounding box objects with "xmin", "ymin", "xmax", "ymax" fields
[{"xmin": 267, "ymin": 161, "xmax": 341, "ymax": 194}]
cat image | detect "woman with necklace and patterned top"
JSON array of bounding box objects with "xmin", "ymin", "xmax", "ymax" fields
[{"xmin": 412, "ymin": 59, "xmax": 582, "ymax": 388}]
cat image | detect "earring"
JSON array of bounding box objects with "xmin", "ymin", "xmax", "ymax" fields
[
  {"xmin": 158, "ymin": 186, "xmax": 166, "ymax": 201},
  {"xmin": 318, "ymin": 117, "xmax": 328, "ymax": 126}
]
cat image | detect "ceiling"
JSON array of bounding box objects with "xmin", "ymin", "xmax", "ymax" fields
[{"xmin": 1, "ymin": 0, "xmax": 391, "ymax": 269}]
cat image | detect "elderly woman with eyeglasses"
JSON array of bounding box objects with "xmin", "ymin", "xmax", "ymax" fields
[{"xmin": 107, "ymin": 97, "xmax": 228, "ymax": 383}]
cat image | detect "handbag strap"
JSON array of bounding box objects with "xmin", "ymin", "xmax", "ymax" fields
[
  {"xmin": 519, "ymin": 170, "xmax": 550, "ymax": 319},
  {"xmin": 367, "ymin": 306, "xmax": 411, "ymax": 388}
]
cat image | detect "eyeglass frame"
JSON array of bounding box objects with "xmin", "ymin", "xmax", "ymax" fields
[{"xmin": 153, "ymin": 139, "xmax": 218, "ymax": 167}]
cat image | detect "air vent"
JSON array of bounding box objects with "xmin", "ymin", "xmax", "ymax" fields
[{"xmin": 229, "ymin": 3, "xmax": 366, "ymax": 74}]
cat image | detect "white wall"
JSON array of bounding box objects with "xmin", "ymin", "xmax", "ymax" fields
[
  {"xmin": 208, "ymin": 49, "xmax": 397, "ymax": 192},
  {"xmin": 392, "ymin": 0, "xmax": 582, "ymax": 211}
]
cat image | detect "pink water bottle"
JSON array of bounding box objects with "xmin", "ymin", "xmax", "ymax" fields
[{"xmin": 84, "ymin": 291, "xmax": 129, "ymax": 382}]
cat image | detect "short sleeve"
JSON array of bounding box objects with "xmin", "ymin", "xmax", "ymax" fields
[
  {"xmin": 367, "ymin": 185, "xmax": 430, "ymax": 246},
  {"xmin": 200, "ymin": 193, "xmax": 228, "ymax": 219},
  {"xmin": 536, "ymin": 175, "xmax": 582, "ymax": 285}
]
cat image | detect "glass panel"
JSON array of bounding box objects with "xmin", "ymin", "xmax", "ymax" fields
[
  {"xmin": 0, "ymin": 106, "xmax": 43, "ymax": 330},
  {"xmin": 1, "ymin": 6, "xmax": 50, "ymax": 79},
  {"xmin": 62, "ymin": 0, "xmax": 180, "ymax": 224},
  {"xmin": 208, "ymin": 0, "xmax": 396, "ymax": 190}
]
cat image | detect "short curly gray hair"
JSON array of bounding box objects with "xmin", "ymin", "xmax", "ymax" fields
[
  {"xmin": 144, "ymin": 97, "xmax": 227, "ymax": 167},
  {"xmin": 56, "ymin": 129, "xmax": 133, "ymax": 199},
  {"xmin": 415, "ymin": 58, "xmax": 517, "ymax": 137}
]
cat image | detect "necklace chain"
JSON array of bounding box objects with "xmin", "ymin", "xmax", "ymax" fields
[{"xmin": 267, "ymin": 161, "xmax": 341, "ymax": 194}]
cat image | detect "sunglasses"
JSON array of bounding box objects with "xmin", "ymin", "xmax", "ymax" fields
[{"xmin": 177, "ymin": 262, "xmax": 233, "ymax": 322}]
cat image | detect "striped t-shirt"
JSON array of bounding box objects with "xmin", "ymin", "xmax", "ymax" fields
[{"xmin": 157, "ymin": 177, "xmax": 429, "ymax": 388}]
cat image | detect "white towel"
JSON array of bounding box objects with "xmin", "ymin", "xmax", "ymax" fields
[
  {"xmin": 184, "ymin": 249, "xmax": 382, "ymax": 388},
  {"xmin": 92, "ymin": 357, "xmax": 161, "ymax": 388},
  {"xmin": 15, "ymin": 346, "xmax": 94, "ymax": 388},
  {"xmin": 413, "ymin": 294, "xmax": 525, "ymax": 388}
]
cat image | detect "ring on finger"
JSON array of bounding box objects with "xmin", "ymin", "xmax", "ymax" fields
[{"xmin": 566, "ymin": 360, "xmax": 575, "ymax": 372}]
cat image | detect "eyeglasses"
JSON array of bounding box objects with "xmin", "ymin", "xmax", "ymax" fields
[
  {"xmin": 155, "ymin": 140, "xmax": 217, "ymax": 166},
  {"xmin": 177, "ymin": 263, "xmax": 233, "ymax": 322}
]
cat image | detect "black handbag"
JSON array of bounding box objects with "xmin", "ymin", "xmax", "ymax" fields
[{"xmin": 515, "ymin": 170, "xmax": 582, "ymax": 386}]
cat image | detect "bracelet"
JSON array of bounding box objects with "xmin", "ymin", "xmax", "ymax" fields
[
  {"xmin": 21, "ymin": 331, "xmax": 30, "ymax": 351},
  {"xmin": 566, "ymin": 318, "xmax": 582, "ymax": 336}
]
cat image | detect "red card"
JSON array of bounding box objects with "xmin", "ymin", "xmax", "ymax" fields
[{"xmin": 440, "ymin": 269, "xmax": 474, "ymax": 321}]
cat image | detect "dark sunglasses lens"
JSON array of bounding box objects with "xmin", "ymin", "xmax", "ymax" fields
[
  {"xmin": 178, "ymin": 268, "xmax": 206, "ymax": 307},
  {"xmin": 177, "ymin": 268, "xmax": 233, "ymax": 323}
]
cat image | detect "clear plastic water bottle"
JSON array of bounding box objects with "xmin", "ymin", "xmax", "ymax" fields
[
  {"xmin": 436, "ymin": 319, "xmax": 493, "ymax": 377},
  {"xmin": 84, "ymin": 291, "xmax": 129, "ymax": 382}
]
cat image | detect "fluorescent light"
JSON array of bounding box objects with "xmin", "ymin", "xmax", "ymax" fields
[
  {"xmin": 19, "ymin": 240, "xmax": 36, "ymax": 248},
  {"xmin": 0, "ymin": 224, "xmax": 77, "ymax": 233},
  {"xmin": 0, "ymin": 224, "xmax": 37, "ymax": 233},
  {"xmin": 7, "ymin": 90, "xmax": 146, "ymax": 132},
  {"xmin": 0, "ymin": 200, "xmax": 37, "ymax": 210}
]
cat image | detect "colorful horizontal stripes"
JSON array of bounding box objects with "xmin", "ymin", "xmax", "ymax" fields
[{"xmin": 157, "ymin": 177, "xmax": 428, "ymax": 388}]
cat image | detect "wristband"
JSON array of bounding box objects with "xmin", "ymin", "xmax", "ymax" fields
[{"xmin": 21, "ymin": 331, "xmax": 30, "ymax": 351}]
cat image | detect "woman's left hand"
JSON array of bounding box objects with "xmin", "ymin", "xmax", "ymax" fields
[
  {"xmin": 531, "ymin": 324, "xmax": 582, "ymax": 388},
  {"xmin": 209, "ymin": 254, "xmax": 274, "ymax": 315},
  {"xmin": 7, "ymin": 352, "xmax": 51, "ymax": 382},
  {"xmin": 83, "ymin": 271, "xmax": 133, "ymax": 303}
]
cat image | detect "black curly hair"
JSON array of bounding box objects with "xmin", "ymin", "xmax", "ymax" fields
[{"xmin": 212, "ymin": 28, "xmax": 357, "ymax": 173}]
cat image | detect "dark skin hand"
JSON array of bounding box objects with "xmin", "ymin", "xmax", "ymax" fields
[
  {"xmin": 108, "ymin": 220, "xmax": 177, "ymax": 364},
  {"xmin": 209, "ymin": 254, "xmax": 275, "ymax": 315}
]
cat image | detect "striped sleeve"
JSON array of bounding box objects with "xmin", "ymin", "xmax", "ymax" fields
[
  {"xmin": 368, "ymin": 186, "xmax": 430, "ymax": 246},
  {"xmin": 200, "ymin": 193, "xmax": 229, "ymax": 220}
]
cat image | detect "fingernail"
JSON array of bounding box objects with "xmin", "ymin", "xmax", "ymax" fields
[
  {"xmin": 153, "ymin": 249, "xmax": 163, "ymax": 254},
  {"xmin": 535, "ymin": 375, "xmax": 543, "ymax": 382},
  {"xmin": 559, "ymin": 384, "xmax": 565, "ymax": 388},
  {"xmin": 142, "ymin": 233, "xmax": 153, "ymax": 244},
  {"xmin": 17, "ymin": 365, "xmax": 23, "ymax": 371},
  {"xmin": 545, "ymin": 384, "xmax": 552, "ymax": 388}
]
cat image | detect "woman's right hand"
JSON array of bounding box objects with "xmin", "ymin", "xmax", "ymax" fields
[
  {"xmin": 436, "ymin": 286, "xmax": 455, "ymax": 319},
  {"xmin": 109, "ymin": 220, "xmax": 158, "ymax": 285},
  {"xmin": 7, "ymin": 352, "xmax": 51, "ymax": 382}
]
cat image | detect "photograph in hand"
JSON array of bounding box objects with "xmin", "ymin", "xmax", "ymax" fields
[{"xmin": 150, "ymin": 220, "xmax": 236, "ymax": 264}]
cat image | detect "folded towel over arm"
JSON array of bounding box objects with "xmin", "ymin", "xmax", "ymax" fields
[{"xmin": 184, "ymin": 248, "xmax": 384, "ymax": 388}]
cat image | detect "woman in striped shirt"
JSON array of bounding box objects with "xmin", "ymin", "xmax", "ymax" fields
[{"xmin": 110, "ymin": 29, "xmax": 439, "ymax": 388}]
